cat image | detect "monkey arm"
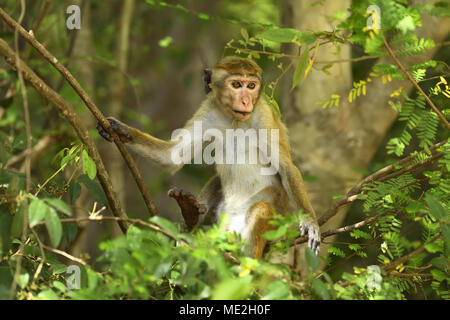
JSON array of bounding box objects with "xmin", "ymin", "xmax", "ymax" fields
[
  {"xmin": 279, "ymin": 157, "xmax": 321, "ymax": 255},
  {"xmin": 97, "ymin": 116, "xmax": 183, "ymax": 173}
]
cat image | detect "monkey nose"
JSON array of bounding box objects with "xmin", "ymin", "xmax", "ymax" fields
[{"xmin": 241, "ymin": 96, "xmax": 250, "ymax": 107}]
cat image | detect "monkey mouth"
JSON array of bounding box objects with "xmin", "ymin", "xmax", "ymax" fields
[{"xmin": 233, "ymin": 110, "xmax": 252, "ymax": 116}]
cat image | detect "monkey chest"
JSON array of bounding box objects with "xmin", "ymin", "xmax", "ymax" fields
[{"xmin": 216, "ymin": 163, "xmax": 280, "ymax": 201}]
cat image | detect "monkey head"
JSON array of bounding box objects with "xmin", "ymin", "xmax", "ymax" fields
[{"xmin": 210, "ymin": 56, "xmax": 262, "ymax": 122}]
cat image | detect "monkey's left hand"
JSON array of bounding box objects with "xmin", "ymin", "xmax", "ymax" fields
[
  {"xmin": 96, "ymin": 117, "xmax": 133, "ymax": 143},
  {"xmin": 299, "ymin": 218, "xmax": 320, "ymax": 255}
]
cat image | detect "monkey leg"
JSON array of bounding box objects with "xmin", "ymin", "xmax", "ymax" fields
[
  {"xmin": 168, "ymin": 187, "xmax": 206, "ymax": 229},
  {"xmin": 246, "ymin": 201, "xmax": 275, "ymax": 259},
  {"xmin": 197, "ymin": 175, "xmax": 222, "ymax": 219}
]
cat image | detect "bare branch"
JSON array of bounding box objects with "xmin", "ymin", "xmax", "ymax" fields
[
  {"xmin": 42, "ymin": 244, "xmax": 87, "ymax": 266},
  {"xmin": 0, "ymin": 8, "xmax": 158, "ymax": 217},
  {"xmin": 34, "ymin": 215, "xmax": 186, "ymax": 245},
  {"xmin": 318, "ymin": 140, "xmax": 447, "ymax": 226},
  {"xmin": 383, "ymin": 234, "xmax": 441, "ymax": 271},
  {"xmin": 5, "ymin": 135, "xmax": 55, "ymax": 169},
  {"xmin": 0, "ymin": 37, "xmax": 129, "ymax": 233},
  {"xmin": 383, "ymin": 37, "xmax": 450, "ymax": 130}
]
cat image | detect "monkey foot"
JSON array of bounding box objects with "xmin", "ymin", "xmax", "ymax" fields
[{"xmin": 168, "ymin": 187, "xmax": 206, "ymax": 228}]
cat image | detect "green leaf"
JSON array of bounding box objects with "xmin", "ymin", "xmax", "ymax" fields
[
  {"xmin": 328, "ymin": 246, "xmax": 346, "ymax": 257},
  {"xmin": 44, "ymin": 198, "xmax": 72, "ymax": 216},
  {"xmin": 396, "ymin": 16, "xmax": 415, "ymax": 34},
  {"xmin": 68, "ymin": 181, "xmax": 81, "ymax": 204},
  {"xmin": 197, "ymin": 13, "xmax": 210, "ymax": 20},
  {"xmin": 28, "ymin": 198, "xmax": 50, "ymax": 227},
  {"xmin": 149, "ymin": 216, "xmax": 179, "ymax": 238},
  {"xmin": 17, "ymin": 272, "xmax": 29, "ymax": 289},
  {"xmin": 263, "ymin": 93, "xmax": 281, "ymax": 118},
  {"xmin": 261, "ymin": 280, "xmax": 290, "ymax": 299},
  {"xmin": 296, "ymin": 31, "xmax": 317, "ymax": 45},
  {"xmin": 348, "ymin": 244, "xmax": 362, "ymax": 251},
  {"xmin": 311, "ymin": 278, "xmax": 330, "ymax": 300},
  {"xmin": 258, "ymin": 28, "xmax": 298, "ymax": 43},
  {"xmin": 442, "ymin": 224, "xmax": 450, "ymax": 242},
  {"xmin": 430, "ymin": 257, "xmax": 448, "ymax": 272},
  {"xmin": 430, "ymin": 269, "xmax": 446, "ymax": 282},
  {"xmin": 426, "ymin": 194, "xmax": 447, "ymax": 220},
  {"xmin": 424, "ymin": 242, "xmax": 442, "ymax": 253},
  {"xmin": 53, "ymin": 281, "xmax": 67, "ymax": 293},
  {"xmin": 158, "ymin": 36, "xmax": 173, "ymax": 48},
  {"xmin": 37, "ymin": 289, "xmax": 60, "ymax": 300},
  {"xmin": 52, "ymin": 264, "xmax": 67, "ymax": 275},
  {"xmin": 262, "ymin": 224, "xmax": 287, "ymax": 241},
  {"xmin": 240, "ymin": 28, "xmax": 249, "ymax": 41},
  {"xmin": 305, "ymin": 247, "xmax": 318, "ymax": 271},
  {"xmin": 406, "ymin": 201, "xmax": 426, "ymax": 214},
  {"xmin": 45, "ymin": 208, "xmax": 62, "ymax": 247},
  {"xmin": 212, "ymin": 278, "xmax": 251, "ymax": 300},
  {"xmin": 350, "ymin": 229, "xmax": 371, "ymax": 240},
  {"xmin": 63, "ymin": 222, "xmax": 78, "ymax": 245},
  {"xmin": 77, "ymin": 174, "xmax": 108, "ymax": 207},
  {"xmin": 10, "ymin": 207, "xmax": 24, "ymax": 238},
  {"xmin": 292, "ymin": 49, "xmax": 309, "ymax": 90},
  {"xmin": 82, "ymin": 149, "xmax": 97, "ymax": 180}
]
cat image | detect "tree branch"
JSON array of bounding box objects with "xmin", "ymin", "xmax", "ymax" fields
[
  {"xmin": 5, "ymin": 135, "xmax": 55, "ymax": 169},
  {"xmin": 0, "ymin": 8, "xmax": 158, "ymax": 217},
  {"xmin": 318, "ymin": 139, "xmax": 447, "ymax": 226},
  {"xmin": 0, "ymin": 37, "xmax": 129, "ymax": 233},
  {"xmin": 34, "ymin": 215, "xmax": 186, "ymax": 245},
  {"xmin": 383, "ymin": 234, "xmax": 441, "ymax": 271},
  {"xmin": 383, "ymin": 37, "xmax": 450, "ymax": 130}
]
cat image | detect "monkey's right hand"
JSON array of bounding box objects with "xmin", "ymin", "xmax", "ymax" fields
[
  {"xmin": 299, "ymin": 218, "xmax": 321, "ymax": 256},
  {"xmin": 96, "ymin": 117, "xmax": 132, "ymax": 143}
]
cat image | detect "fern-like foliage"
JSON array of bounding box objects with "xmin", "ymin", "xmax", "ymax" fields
[
  {"xmin": 391, "ymin": 34, "xmax": 435, "ymax": 57},
  {"xmin": 387, "ymin": 93, "xmax": 440, "ymax": 156}
]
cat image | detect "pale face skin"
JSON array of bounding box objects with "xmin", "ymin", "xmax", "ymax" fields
[{"xmin": 219, "ymin": 75, "xmax": 261, "ymax": 121}]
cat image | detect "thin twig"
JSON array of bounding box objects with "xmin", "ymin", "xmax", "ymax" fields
[
  {"xmin": 318, "ymin": 140, "xmax": 447, "ymax": 226},
  {"xmin": 383, "ymin": 37, "xmax": 450, "ymax": 130},
  {"xmin": 383, "ymin": 234, "xmax": 441, "ymax": 271},
  {"xmin": 378, "ymin": 152, "xmax": 445, "ymax": 183},
  {"xmin": 320, "ymin": 215, "xmax": 380, "ymax": 238},
  {"xmin": 294, "ymin": 214, "xmax": 381, "ymax": 246},
  {"xmin": 34, "ymin": 163, "xmax": 67, "ymax": 197},
  {"xmin": 34, "ymin": 215, "xmax": 186, "ymax": 245},
  {"xmin": 0, "ymin": 8, "xmax": 158, "ymax": 217},
  {"xmin": 42, "ymin": 244, "xmax": 87, "ymax": 266},
  {"xmin": 5, "ymin": 135, "xmax": 54, "ymax": 169},
  {"xmin": 30, "ymin": 228, "xmax": 46, "ymax": 285}
]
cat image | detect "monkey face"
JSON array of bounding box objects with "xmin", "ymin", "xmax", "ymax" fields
[{"xmin": 219, "ymin": 75, "xmax": 261, "ymax": 121}]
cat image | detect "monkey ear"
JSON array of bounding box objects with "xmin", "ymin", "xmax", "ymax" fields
[{"xmin": 203, "ymin": 69, "xmax": 212, "ymax": 94}]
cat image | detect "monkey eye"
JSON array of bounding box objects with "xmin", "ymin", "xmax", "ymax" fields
[
  {"xmin": 231, "ymin": 81, "xmax": 242, "ymax": 88},
  {"xmin": 247, "ymin": 82, "xmax": 256, "ymax": 89}
]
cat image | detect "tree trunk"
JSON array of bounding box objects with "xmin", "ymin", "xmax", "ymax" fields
[{"xmin": 281, "ymin": 0, "xmax": 450, "ymax": 271}]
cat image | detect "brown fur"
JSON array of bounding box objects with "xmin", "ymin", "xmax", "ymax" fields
[
  {"xmin": 98, "ymin": 56, "xmax": 320, "ymax": 261},
  {"xmin": 214, "ymin": 56, "xmax": 262, "ymax": 77}
]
